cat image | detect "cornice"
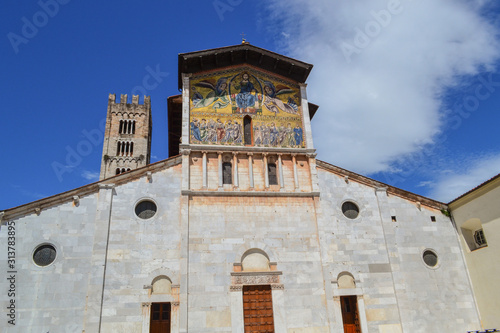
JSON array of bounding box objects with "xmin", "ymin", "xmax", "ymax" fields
[
  {"xmin": 182, "ymin": 190, "xmax": 320, "ymax": 198},
  {"xmin": 1, "ymin": 156, "xmax": 182, "ymax": 222},
  {"xmin": 316, "ymin": 160, "xmax": 446, "ymax": 210}
]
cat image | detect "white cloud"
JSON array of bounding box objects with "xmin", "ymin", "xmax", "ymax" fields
[
  {"xmin": 81, "ymin": 170, "xmax": 99, "ymax": 181},
  {"xmin": 262, "ymin": 0, "xmax": 500, "ymax": 174},
  {"xmin": 427, "ymin": 153, "xmax": 500, "ymax": 202},
  {"xmin": 417, "ymin": 181, "xmax": 433, "ymax": 188}
]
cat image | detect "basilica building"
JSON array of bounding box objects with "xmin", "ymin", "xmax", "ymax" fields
[{"xmin": 0, "ymin": 43, "xmax": 488, "ymax": 333}]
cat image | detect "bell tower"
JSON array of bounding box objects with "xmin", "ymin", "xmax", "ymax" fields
[{"xmin": 99, "ymin": 94, "xmax": 152, "ymax": 180}]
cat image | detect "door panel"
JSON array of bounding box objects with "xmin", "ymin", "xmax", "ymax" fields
[
  {"xmin": 340, "ymin": 296, "xmax": 361, "ymax": 333},
  {"xmin": 243, "ymin": 285, "xmax": 274, "ymax": 333},
  {"xmin": 150, "ymin": 303, "xmax": 171, "ymax": 333}
]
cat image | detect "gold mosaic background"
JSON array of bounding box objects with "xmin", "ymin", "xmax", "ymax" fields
[{"xmin": 189, "ymin": 67, "xmax": 304, "ymax": 148}]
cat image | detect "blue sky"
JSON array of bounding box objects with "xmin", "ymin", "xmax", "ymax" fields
[{"xmin": 1, "ymin": 0, "xmax": 500, "ymax": 209}]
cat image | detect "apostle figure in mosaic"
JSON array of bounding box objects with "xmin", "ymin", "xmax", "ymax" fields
[
  {"xmin": 207, "ymin": 119, "xmax": 217, "ymax": 143},
  {"xmin": 216, "ymin": 118, "xmax": 225, "ymax": 143},
  {"xmin": 294, "ymin": 125, "xmax": 303, "ymax": 147},
  {"xmin": 199, "ymin": 119, "xmax": 207, "ymax": 142},
  {"xmin": 191, "ymin": 118, "xmax": 202, "ymax": 142},
  {"xmin": 285, "ymin": 123, "xmax": 295, "ymax": 147}
]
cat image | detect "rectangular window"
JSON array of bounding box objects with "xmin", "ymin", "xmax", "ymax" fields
[
  {"xmin": 150, "ymin": 302, "xmax": 171, "ymax": 333},
  {"xmin": 268, "ymin": 163, "xmax": 278, "ymax": 185},
  {"xmin": 243, "ymin": 285, "xmax": 274, "ymax": 333},
  {"xmin": 223, "ymin": 162, "xmax": 232, "ymax": 184}
]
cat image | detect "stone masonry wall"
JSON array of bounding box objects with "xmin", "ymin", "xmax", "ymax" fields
[
  {"xmin": 316, "ymin": 167, "xmax": 480, "ymax": 333},
  {"xmin": 0, "ymin": 194, "xmax": 99, "ymax": 333}
]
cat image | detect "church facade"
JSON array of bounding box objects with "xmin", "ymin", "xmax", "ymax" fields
[{"xmin": 0, "ymin": 44, "xmax": 483, "ymax": 333}]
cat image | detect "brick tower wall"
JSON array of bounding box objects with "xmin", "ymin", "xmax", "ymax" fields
[{"xmin": 99, "ymin": 94, "xmax": 152, "ymax": 180}]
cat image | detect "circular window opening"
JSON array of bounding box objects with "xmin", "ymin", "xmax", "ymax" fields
[
  {"xmin": 342, "ymin": 201, "xmax": 359, "ymax": 219},
  {"xmin": 33, "ymin": 244, "xmax": 57, "ymax": 267},
  {"xmin": 423, "ymin": 250, "xmax": 438, "ymax": 267},
  {"xmin": 135, "ymin": 200, "xmax": 157, "ymax": 219}
]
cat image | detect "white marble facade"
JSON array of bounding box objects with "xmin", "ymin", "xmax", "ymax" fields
[{"xmin": 0, "ymin": 154, "xmax": 481, "ymax": 332}]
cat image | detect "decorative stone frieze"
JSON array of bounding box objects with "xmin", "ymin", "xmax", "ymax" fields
[
  {"xmin": 231, "ymin": 271, "xmax": 282, "ymax": 285},
  {"xmin": 230, "ymin": 285, "xmax": 243, "ymax": 292}
]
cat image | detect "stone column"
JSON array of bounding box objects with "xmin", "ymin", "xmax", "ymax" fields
[
  {"xmin": 202, "ymin": 151, "xmax": 207, "ymax": 189},
  {"xmin": 230, "ymin": 286, "xmax": 244, "ymax": 333},
  {"xmin": 332, "ymin": 296, "xmax": 344, "ymax": 333},
  {"xmin": 357, "ymin": 296, "xmax": 369, "ymax": 333},
  {"xmin": 171, "ymin": 302, "xmax": 181, "ymax": 333},
  {"xmin": 292, "ymin": 154, "xmax": 299, "ymax": 190},
  {"xmin": 247, "ymin": 152, "xmax": 254, "ymax": 189},
  {"xmin": 141, "ymin": 303, "xmax": 151, "ymax": 332},
  {"xmin": 263, "ymin": 153, "xmax": 269, "ymax": 188},
  {"xmin": 233, "ymin": 152, "xmax": 239, "ymax": 188},
  {"xmin": 277, "ymin": 154, "xmax": 284, "ymax": 190},
  {"xmin": 218, "ymin": 152, "xmax": 223, "ymax": 189}
]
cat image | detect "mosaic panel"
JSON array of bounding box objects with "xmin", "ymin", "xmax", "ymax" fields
[{"xmin": 189, "ymin": 67, "xmax": 304, "ymax": 148}]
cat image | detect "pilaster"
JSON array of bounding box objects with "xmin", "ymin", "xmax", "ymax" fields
[
  {"xmin": 82, "ymin": 184, "xmax": 115, "ymax": 333},
  {"xmin": 299, "ymin": 83, "xmax": 314, "ymax": 149}
]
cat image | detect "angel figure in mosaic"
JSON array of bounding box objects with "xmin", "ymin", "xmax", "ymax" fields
[
  {"xmin": 262, "ymin": 81, "xmax": 299, "ymax": 115},
  {"xmin": 192, "ymin": 77, "xmax": 230, "ymax": 110}
]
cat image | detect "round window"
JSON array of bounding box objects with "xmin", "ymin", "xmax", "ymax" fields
[
  {"xmin": 135, "ymin": 200, "xmax": 157, "ymax": 219},
  {"xmin": 423, "ymin": 250, "xmax": 438, "ymax": 267},
  {"xmin": 342, "ymin": 201, "xmax": 359, "ymax": 219},
  {"xmin": 33, "ymin": 244, "xmax": 57, "ymax": 267}
]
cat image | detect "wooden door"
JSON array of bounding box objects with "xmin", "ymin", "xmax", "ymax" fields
[
  {"xmin": 340, "ymin": 296, "xmax": 361, "ymax": 333},
  {"xmin": 150, "ymin": 302, "xmax": 171, "ymax": 333},
  {"xmin": 243, "ymin": 285, "xmax": 274, "ymax": 333}
]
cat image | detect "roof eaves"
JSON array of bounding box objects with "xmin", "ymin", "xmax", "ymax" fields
[
  {"xmin": 316, "ymin": 160, "xmax": 447, "ymax": 210},
  {"xmin": 0, "ymin": 156, "xmax": 182, "ymax": 223}
]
